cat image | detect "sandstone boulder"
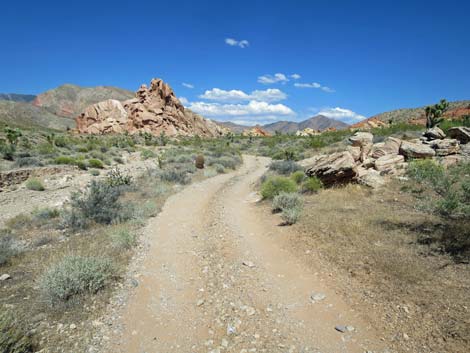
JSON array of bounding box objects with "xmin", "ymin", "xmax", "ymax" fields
[
  {"xmin": 399, "ymin": 141, "xmax": 436, "ymax": 159},
  {"xmin": 428, "ymin": 139, "xmax": 460, "ymax": 156},
  {"xmin": 305, "ymin": 151, "xmax": 357, "ymax": 186},
  {"xmin": 370, "ymin": 137, "xmax": 401, "ymax": 159},
  {"xmin": 356, "ymin": 167, "xmax": 385, "ymax": 189},
  {"xmin": 347, "ymin": 146, "xmax": 361, "ymax": 162},
  {"xmin": 374, "ymin": 154, "xmax": 405, "ymax": 172},
  {"xmin": 448, "ymin": 127, "xmax": 470, "ymax": 144},
  {"xmin": 76, "ymin": 99, "xmax": 128, "ymax": 134},
  {"xmin": 349, "ymin": 132, "xmax": 373, "ymax": 147},
  {"xmin": 423, "ymin": 127, "xmax": 445, "ymax": 140}
]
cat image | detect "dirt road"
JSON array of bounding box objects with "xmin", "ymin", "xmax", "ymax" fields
[{"xmin": 107, "ymin": 155, "xmax": 386, "ymax": 353}]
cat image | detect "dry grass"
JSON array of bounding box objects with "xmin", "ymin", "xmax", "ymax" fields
[{"xmin": 293, "ymin": 182, "xmax": 470, "ymax": 352}]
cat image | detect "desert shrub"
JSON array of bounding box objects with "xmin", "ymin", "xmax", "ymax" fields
[
  {"xmin": 213, "ymin": 163, "xmax": 225, "ymax": 174},
  {"xmin": 176, "ymin": 154, "xmax": 193, "ymax": 163},
  {"xmin": 204, "ymin": 168, "xmax": 218, "ymax": 178},
  {"xmin": 281, "ymin": 206, "xmax": 302, "ymax": 225},
  {"xmin": 25, "ymin": 178, "xmax": 45, "ymax": 191},
  {"xmin": 106, "ymin": 168, "xmax": 133, "ymax": 187},
  {"xmin": 291, "ymin": 170, "xmax": 305, "ymax": 184},
  {"xmin": 269, "ymin": 160, "xmax": 302, "ymax": 175},
  {"xmin": 89, "ymin": 169, "xmax": 100, "ymax": 176},
  {"xmin": 140, "ymin": 149, "xmax": 156, "ymax": 160},
  {"xmin": 0, "ymin": 310, "xmax": 33, "ymax": 353},
  {"xmin": 33, "ymin": 208, "xmax": 60, "ymax": 222},
  {"xmin": 40, "ymin": 256, "xmax": 115, "ymax": 305},
  {"xmin": 13, "ymin": 157, "xmax": 43, "ymax": 168},
  {"xmin": 160, "ymin": 169, "xmax": 191, "ymax": 185},
  {"xmin": 109, "ymin": 226, "xmax": 136, "ymax": 249},
  {"xmin": 272, "ymin": 192, "xmax": 303, "ymax": 213},
  {"xmin": 54, "ymin": 155, "xmax": 76, "ymax": 165},
  {"xmin": 76, "ymin": 160, "xmax": 88, "ymax": 170},
  {"xmin": 407, "ymin": 159, "xmax": 447, "ymax": 191},
  {"xmin": 113, "ymin": 156, "xmax": 124, "ymax": 164},
  {"xmin": 1, "ymin": 144, "xmax": 15, "ymax": 161},
  {"xmin": 65, "ymin": 180, "xmax": 128, "ymax": 229},
  {"xmin": 0, "ymin": 235, "xmax": 17, "ymax": 266},
  {"xmin": 301, "ymin": 177, "xmax": 323, "ymax": 193},
  {"xmin": 260, "ymin": 176, "xmax": 297, "ymax": 199},
  {"xmin": 208, "ymin": 155, "xmax": 241, "ymax": 169},
  {"xmin": 88, "ymin": 159, "xmax": 104, "ymax": 169},
  {"xmin": 5, "ymin": 214, "xmax": 31, "ymax": 230}
]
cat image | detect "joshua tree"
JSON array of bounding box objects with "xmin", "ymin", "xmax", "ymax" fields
[
  {"xmin": 4, "ymin": 127, "xmax": 22, "ymax": 146},
  {"xmin": 425, "ymin": 99, "xmax": 449, "ymax": 128}
]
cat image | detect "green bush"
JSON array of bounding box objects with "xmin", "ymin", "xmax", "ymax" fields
[
  {"xmin": 25, "ymin": 178, "xmax": 45, "ymax": 191},
  {"xmin": 260, "ymin": 176, "xmax": 297, "ymax": 199},
  {"xmin": 13, "ymin": 157, "xmax": 43, "ymax": 168},
  {"xmin": 301, "ymin": 177, "xmax": 323, "ymax": 193},
  {"xmin": 140, "ymin": 149, "xmax": 156, "ymax": 160},
  {"xmin": 160, "ymin": 169, "xmax": 191, "ymax": 185},
  {"xmin": 291, "ymin": 170, "xmax": 305, "ymax": 184},
  {"xmin": 0, "ymin": 310, "xmax": 33, "ymax": 353},
  {"xmin": 106, "ymin": 168, "xmax": 133, "ymax": 187},
  {"xmin": 54, "ymin": 155, "xmax": 76, "ymax": 165},
  {"xmin": 109, "ymin": 227, "xmax": 136, "ymax": 249},
  {"xmin": 407, "ymin": 159, "xmax": 446, "ymax": 188},
  {"xmin": 213, "ymin": 163, "xmax": 226, "ymax": 174},
  {"xmin": 269, "ymin": 160, "xmax": 303, "ymax": 175},
  {"xmin": 88, "ymin": 159, "xmax": 104, "ymax": 169},
  {"xmin": 281, "ymin": 206, "xmax": 302, "ymax": 225},
  {"xmin": 40, "ymin": 256, "xmax": 115, "ymax": 305},
  {"xmin": 89, "ymin": 169, "xmax": 100, "ymax": 176},
  {"xmin": 272, "ymin": 192, "xmax": 303, "ymax": 213},
  {"xmin": 65, "ymin": 180, "xmax": 129, "ymax": 229},
  {"xmin": 77, "ymin": 160, "xmax": 88, "ymax": 170},
  {"xmin": 0, "ymin": 235, "xmax": 17, "ymax": 266}
]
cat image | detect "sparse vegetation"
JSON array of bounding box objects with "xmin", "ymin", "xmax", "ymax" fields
[
  {"xmin": 109, "ymin": 226, "xmax": 136, "ymax": 249},
  {"xmin": 0, "ymin": 235, "xmax": 17, "ymax": 266},
  {"xmin": 0, "ymin": 310, "xmax": 33, "ymax": 353},
  {"xmin": 301, "ymin": 176, "xmax": 323, "ymax": 193},
  {"xmin": 88, "ymin": 158, "xmax": 104, "ymax": 169},
  {"xmin": 268, "ymin": 160, "xmax": 303, "ymax": 175},
  {"xmin": 272, "ymin": 192, "xmax": 303, "ymax": 213},
  {"xmin": 25, "ymin": 178, "xmax": 45, "ymax": 191},
  {"xmin": 160, "ymin": 169, "xmax": 191, "ymax": 185},
  {"xmin": 260, "ymin": 176, "xmax": 297, "ymax": 199},
  {"xmin": 40, "ymin": 256, "xmax": 115, "ymax": 306}
]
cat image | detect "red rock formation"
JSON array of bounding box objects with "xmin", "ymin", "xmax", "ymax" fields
[
  {"xmin": 242, "ymin": 126, "xmax": 271, "ymax": 137},
  {"xmin": 75, "ymin": 78, "xmax": 224, "ymax": 137},
  {"xmin": 350, "ymin": 117, "xmax": 389, "ymax": 130}
]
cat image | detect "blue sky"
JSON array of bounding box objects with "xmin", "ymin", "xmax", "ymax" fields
[{"xmin": 1, "ymin": 0, "xmax": 469, "ymax": 125}]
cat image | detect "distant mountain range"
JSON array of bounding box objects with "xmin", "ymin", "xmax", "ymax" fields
[
  {"xmin": 216, "ymin": 115, "xmax": 349, "ymax": 134},
  {"xmin": 0, "ymin": 93, "xmax": 36, "ymax": 103}
]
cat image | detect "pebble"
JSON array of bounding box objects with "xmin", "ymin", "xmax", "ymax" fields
[
  {"xmin": 197, "ymin": 299, "xmax": 205, "ymax": 306},
  {"xmin": 70, "ymin": 324, "xmax": 77, "ymax": 330},
  {"xmin": 334, "ymin": 325, "xmax": 354, "ymax": 333},
  {"xmin": 310, "ymin": 293, "xmax": 326, "ymax": 302},
  {"xmin": 242, "ymin": 261, "xmax": 255, "ymax": 268},
  {"xmin": 0, "ymin": 274, "xmax": 11, "ymax": 281}
]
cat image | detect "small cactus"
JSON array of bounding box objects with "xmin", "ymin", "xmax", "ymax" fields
[{"xmin": 195, "ymin": 154, "xmax": 205, "ymax": 169}]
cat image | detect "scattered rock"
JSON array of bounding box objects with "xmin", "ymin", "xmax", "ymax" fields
[
  {"xmin": 423, "ymin": 127, "xmax": 446, "ymax": 140},
  {"xmin": 0, "ymin": 274, "xmax": 11, "ymax": 281},
  {"xmin": 356, "ymin": 167, "xmax": 385, "ymax": 189},
  {"xmin": 305, "ymin": 151, "xmax": 358, "ymax": 186},
  {"xmin": 374, "ymin": 154, "xmax": 405, "ymax": 172},
  {"xmin": 349, "ymin": 132, "xmax": 374, "ymax": 147},
  {"xmin": 310, "ymin": 292, "xmax": 326, "ymax": 302},
  {"xmin": 197, "ymin": 299, "xmax": 205, "ymax": 306},
  {"xmin": 428, "ymin": 138, "xmax": 460, "ymax": 156},
  {"xmin": 242, "ymin": 260, "xmax": 255, "ymax": 268},
  {"xmin": 399, "ymin": 141, "xmax": 436, "ymax": 159},
  {"xmin": 448, "ymin": 127, "xmax": 470, "ymax": 144}
]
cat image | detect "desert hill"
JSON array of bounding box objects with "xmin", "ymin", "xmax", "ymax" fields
[{"xmin": 0, "ymin": 93, "xmax": 36, "ymax": 103}]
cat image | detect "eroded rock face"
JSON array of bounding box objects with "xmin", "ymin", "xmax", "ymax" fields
[
  {"xmin": 399, "ymin": 141, "xmax": 436, "ymax": 159},
  {"xmin": 349, "ymin": 132, "xmax": 373, "ymax": 147},
  {"xmin": 242, "ymin": 126, "xmax": 271, "ymax": 137},
  {"xmin": 424, "ymin": 127, "xmax": 446, "ymax": 140},
  {"xmin": 305, "ymin": 151, "xmax": 357, "ymax": 186},
  {"xmin": 428, "ymin": 139, "xmax": 460, "ymax": 156},
  {"xmin": 76, "ymin": 78, "xmax": 224, "ymax": 137},
  {"xmin": 448, "ymin": 127, "xmax": 470, "ymax": 144},
  {"xmin": 374, "ymin": 154, "xmax": 405, "ymax": 172}
]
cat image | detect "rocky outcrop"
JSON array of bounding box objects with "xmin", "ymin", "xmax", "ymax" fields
[
  {"xmin": 304, "ymin": 127, "xmax": 469, "ymax": 189},
  {"xmin": 242, "ymin": 126, "xmax": 271, "ymax": 137},
  {"xmin": 295, "ymin": 128, "xmax": 320, "ymax": 137},
  {"xmin": 350, "ymin": 117, "xmax": 389, "ymax": 130},
  {"xmin": 305, "ymin": 151, "xmax": 357, "ymax": 186},
  {"xmin": 76, "ymin": 78, "xmax": 224, "ymax": 137}
]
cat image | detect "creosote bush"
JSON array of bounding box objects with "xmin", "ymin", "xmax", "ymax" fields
[
  {"xmin": 25, "ymin": 178, "xmax": 45, "ymax": 191},
  {"xmin": 65, "ymin": 180, "xmax": 129, "ymax": 229},
  {"xmin": 301, "ymin": 177, "xmax": 323, "ymax": 193},
  {"xmin": 269, "ymin": 160, "xmax": 303, "ymax": 175},
  {"xmin": 260, "ymin": 176, "xmax": 297, "ymax": 199},
  {"xmin": 40, "ymin": 256, "xmax": 115, "ymax": 305},
  {"xmin": 0, "ymin": 310, "xmax": 33, "ymax": 353},
  {"xmin": 160, "ymin": 169, "xmax": 191, "ymax": 185},
  {"xmin": 291, "ymin": 170, "xmax": 305, "ymax": 184},
  {"xmin": 272, "ymin": 192, "xmax": 303, "ymax": 213}
]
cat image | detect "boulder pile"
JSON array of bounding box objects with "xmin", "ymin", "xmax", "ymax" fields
[
  {"xmin": 306, "ymin": 126, "xmax": 470, "ymax": 188},
  {"xmin": 76, "ymin": 78, "xmax": 225, "ymax": 137}
]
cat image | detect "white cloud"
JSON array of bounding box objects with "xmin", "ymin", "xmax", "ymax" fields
[
  {"xmin": 188, "ymin": 100, "xmax": 295, "ymax": 119},
  {"xmin": 179, "ymin": 97, "xmax": 189, "ymax": 105},
  {"xmin": 316, "ymin": 107, "xmax": 366, "ymax": 124},
  {"xmin": 225, "ymin": 38, "xmax": 249, "ymax": 48},
  {"xmin": 182, "ymin": 82, "xmax": 194, "ymax": 89},
  {"xmin": 258, "ymin": 73, "xmax": 289, "ymax": 84},
  {"xmin": 199, "ymin": 88, "xmax": 286, "ymax": 103},
  {"xmin": 294, "ymin": 82, "xmax": 335, "ymax": 92},
  {"xmin": 290, "ymin": 74, "xmax": 301, "ymax": 80}
]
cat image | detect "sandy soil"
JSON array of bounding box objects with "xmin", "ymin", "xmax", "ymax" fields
[{"xmin": 103, "ymin": 155, "xmax": 388, "ymax": 353}]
